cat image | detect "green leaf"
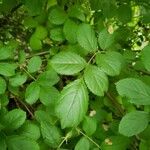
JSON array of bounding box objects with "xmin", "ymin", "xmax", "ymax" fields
[
  {"xmin": 29, "ymin": 35, "xmax": 42, "ymax": 51},
  {"xmin": 48, "ymin": 7, "xmax": 67, "ymax": 25},
  {"xmin": 41, "ymin": 121, "xmax": 62, "ymax": 148},
  {"xmin": 27, "ymin": 56, "xmax": 42, "ymax": 73},
  {"xmin": 0, "ymin": 46, "xmax": 14, "ymax": 60},
  {"xmin": 141, "ymin": 44, "xmax": 150, "ymax": 71},
  {"xmin": 75, "ymin": 137, "xmax": 90, "ymax": 150},
  {"xmin": 0, "ymin": 77, "xmax": 6, "ymax": 94},
  {"xmin": 34, "ymin": 26, "xmax": 48, "ymax": 40},
  {"xmin": 68, "ymin": 5, "xmax": 85, "ymax": 21},
  {"xmin": 37, "ymin": 69, "xmax": 59, "ymax": 86},
  {"xmin": 25, "ymin": 82, "xmax": 40, "ymax": 104},
  {"xmin": 50, "ymin": 52, "xmax": 86, "ymax": 75},
  {"xmin": 56, "ymin": 79, "xmax": 89, "ymax": 128},
  {"xmin": 77, "ymin": 23, "xmax": 98, "ymax": 52},
  {"xmin": 116, "ymin": 78, "xmax": 150, "ymax": 105},
  {"xmin": 50, "ymin": 27, "xmax": 65, "ymax": 42},
  {"xmin": 7, "ymin": 135, "xmax": 39, "ymax": 150},
  {"xmin": 9, "ymin": 74, "xmax": 27, "ymax": 87},
  {"xmin": 0, "ymin": 133, "xmax": 7, "ymax": 150},
  {"xmin": 2, "ymin": 109, "xmax": 26, "ymax": 130},
  {"xmin": 0, "ymin": 63, "xmax": 17, "ymax": 77},
  {"xmin": 63, "ymin": 19, "xmax": 78, "ymax": 44},
  {"xmin": 17, "ymin": 121, "xmax": 40, "ymax": 140},
  {"xmin": 101, "ymin": 136, "xmax": 130, "ymax": 150},
  {"xmin": 24, "ymin": 0, "xmax": 43, "ymax": 16},
  {"xmin": 117, "ymin": 4, "xmax": 132, "ymax": 23},
  {"xmin": 84, "ymin": 65, "xmax": 108, "ymax": 96},
  {"xmin": 119, "ymin": 111, "xmax": 149, "ymax": 137},
  {"xmin": 82, "ymin": 116, "xmax": 97, "ymax": 136},
  {"xmin": 96, "ymin": 51, "xmax": 124, "ymax": 76},
  {"xmin": 39, "ymin": 86, "xmax": 60, "ymax": 106},
  {"xmin": 98, "ymin": 29, "xmax": 114, "ymax": 50}
]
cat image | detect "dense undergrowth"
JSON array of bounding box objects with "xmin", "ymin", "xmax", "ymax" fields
[{"xmin": 0, "ymin": 0, "xmax": 150, "ymax": 150}]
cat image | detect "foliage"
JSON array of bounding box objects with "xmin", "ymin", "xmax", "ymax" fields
[{"xmin": 0, "ymin": 0, "xmax": 150, "ymax": 149}]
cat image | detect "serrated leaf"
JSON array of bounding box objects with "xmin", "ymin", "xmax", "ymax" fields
[
  {"xmin": 50, "ymin": 27, "xmax": 65, "ymax": 42},
  {"xmin": 75, "ymin": 137, "xmax": 90, "ymax": 150},
  {"xmin": 0, "ymin": 63, "xmax": 17, "ymax": 77},
  {"xmin": 7, "ymin": 135, "xmax": 39, "ymax": 150},
  {"xmin": 2, "ymin": 109, "xmax": 26, "ymax": 130},
  {"xmin": 82, "ymin": 116, "xmax": 97, "ymax": 136},
  {"xmin": 77, "ymin": 23, "xmax": 97, "ymax": 52},
  {"xmin": 37, "ymin": 70, "xmax": 59, "ymax": 86},
  {"xmin": 0, "ymin": 77, "xmax": 6, "ymax": 94},
  {"xmin": 0, "ymin": 46, "xmax": 14, "ymax": 60},
  {"xmin": 27, "ymin": 56, "xmax": 42, "ymax": 73},
  {"xmin": 98, "ymin": 29, "xmax": 114, "ymax": 50},
  {"xmin": 116, "ymin": 78, "xmax": 150, "ymax": 105},
  {"xmin": 63, "ymin": 19, "xmax": 78, "ymax": 44},
  {"xmin": 56, "ymin": 79, "xmax": 89, "ymax": 128},
  {"xmin": 50, "ymin": 52, "xmax": 86, "ymax": 75},
  {"xmin": 25, "ymin": 82, "xmax": 40, "ymax": 104},
  {"xmin": 0, "ymin": 133, "xmax": 7, "ymax": 150},
  {"xmin": 119, "ymin": 111, "xmax": 149, "ymax": 137},
  {"xmin": 96, "ymin": 51, "xmax": 124, "ymax": 76},
  {"xmin": 9, "ymin": 74, "xmax": 27, "ymax": 87},
  {"xmin": 41, "ymin": 121, "xmax": 62, "ymax": 148},
  {"xmin": 68, "ymin": 5, "xmax": 85, "ymax": 21},
  {"xmin": 48, "ymin": 7, "xmax": 67, "ymax": 25},
  {"xmin": 141, "ymin": 44, "xmax": 150, "ymax": 71},
  {"xmin": 84, "ymin": 65, "xmax": 108, "ymax": 96},
  {"xmin": 17, "ymin": 121, "xmax": 40, "ymax": 140},
  {"xmin": 39, "ymin": 86, "xmax": 60, "ymax": 106}
]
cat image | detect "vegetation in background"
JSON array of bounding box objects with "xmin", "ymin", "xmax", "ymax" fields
[{"xmin": 0, "ymin": 0, "xmax": 150, "ymax": 149}]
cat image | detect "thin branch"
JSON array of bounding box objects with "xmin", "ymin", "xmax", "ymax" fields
[
  {"xmin": 76, "ymin": 128, "xmax": 101, "ymax": 149},
  {"xmin": 26, "ymin": 51, "xmax": 50, "ymax": 59},
  {"xmin": 106, "ymin": 92, "xmax": 124, "ymax": 116}
]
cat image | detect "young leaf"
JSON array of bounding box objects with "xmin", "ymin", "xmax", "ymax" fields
[
  {"xmin": 25, "ymin": 82, "xmax": 40, "ymax": 104},
  {"xmin": 0, "ymin": 77, "xmax": 6, "ymax": 94},
  {"xmin": 75, "ymin": 137, "xmax": 90, "ymax": 150},
  {"xmin": 98, "ymin": 29, "xmax": 114, "ymax": 50},
  {"xmin": 96, "ymin": 51, "xmax": 124, "ymax": 76},
  {"xmin": 29, "ymin": 35, "xmax": 42, "ymax": 51},
  {"xmin": 119, "ymin": 111, "xmax": 149, "ymax": 137},
  {"xmin": 63, "ymin": 19, "xmax": 78, "ymax": 44},
  {"xmin": 116, "ymin": 78, "xmax": 150, "ymax": 105},
  {"xmin": 56, "ymin": 79, "xmax": 89, "ymax": 128},
  {"xmin": 77, "ymin": 23, "xmax": 97, "ymax": 52},
  {"xmin": 0, "ymin": 63, "xmax": 17, "ymax": 77},
  {"xmin": 2, "ymin": 109, "xmax": 26, "ymax": 130},
  {"xmin": 34, "ymin": 26, "xmax": 48, "ymax": 40},
  {"xmin": 48, "ymin": 7, "xmax": 67, "ymax": 25},
  {"xmin": 141, "ymin": 44, "xmax": 150, "ymax": 71},
  {"xmin": 50, "ymin": 52, "xmax": 86, "ymax": 75},
  {"xmin": 27, "ymin": 56, "xmax": 42, "ymax": 73},
  {"xmin": 82, "ymin": 116, "xmax": 97, "ymax": 136},
  {"xmin": 50, "ymin": 27, "xmax": 65, "ymax": 42},
  {"xmin": 41, "ymin": 121, "xmax": 62, "ymax": 148},
  {"xmin": 9, "ymin": 74, "xmax": 27, "ymax": 87},
  {"xmin": 7, "ymin": 135, "xmax": 39, "ymax": 150},
  {"xmin": 84, "ymin": 65, "xmax": 108, "ymax": 96}
]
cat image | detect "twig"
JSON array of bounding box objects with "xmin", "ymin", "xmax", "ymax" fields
[
  {"xmin": 106, "ymin": 92, "xmax": 124, "ymax": 116},
  {"xmin": 76, "ymin": 128, "xmax": 101, "ymax": 149},
  {"xmin": 26, "ymin": 51, "xmax": 50, "ymax": 59}
]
